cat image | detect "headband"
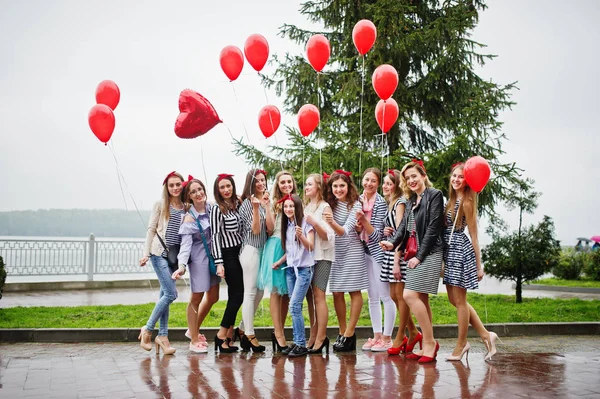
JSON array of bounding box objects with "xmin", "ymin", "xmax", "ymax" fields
[
  {"xmin": 162, "ymin": 171, "xmax": 178, "ymax": 185},
  {"xmin": 323, "ymin": 172, "xmax": 330, "ymax": 180},
  {"xmin": 277, "ymin": 193, "xmax": 294, "ymax": 204},
  {"xmin": 217, "ymin": 173, "xmax": 234, "ymax": 182},
  {"xmin": 181, "ymin": 175, "xmax": 195, "ymax": 188},
  {"xmin": 334, "ymin": 169, "xmax": 352, "ymax": 177},
  {"xmin": 255, "ymin": 169, "xmax": 267, "ymax": 177},
  {"xmin": 451, "ymin": 162, "xmax": 464, "ymax": 170},
  {"xmin": 412, "ymin": 159, "xmax": 426, "ymax": 172}
]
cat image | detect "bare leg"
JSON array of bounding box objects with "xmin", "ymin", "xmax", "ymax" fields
[
  {"xmin": 280, "ymin": 294, "xmax": 289, "ymax": 328},
  {"xmin": 313, "ymin": 286, "xmax": 329, "ymax": 348},
  {"xmin": 306, "ymin": 286, "xmax": 316, "ymax": 347},
  {"xmin": 404, "ymin": 290, "xmax": 436, "ymax": 358},
  {"xmin": 270, "ymin": 293, "xmax": 286, "ymax": 346},
  {"xmin": 332, "ymin": 292, "xmax": 347, "ymax": 335},
  {"xmin": 446, "ymin": 285, "xmax": 470, "ymax": 355},
  {"xmin": 197, "ymin": 284, "xmax": 219, "ymax": 330},
  {"xmin": 187, "ymin": 292, "xmax": 204, "ymax": 345},
  {"xmin": 345, "ymin": 291, "xmax": 363, "ymax": 337}
]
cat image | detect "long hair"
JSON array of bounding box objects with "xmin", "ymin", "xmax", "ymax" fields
[
  {"xmin": 161, "ymin": 172, "xmax": 184, "ymax": 220},
  {"xmin": 280, "ymin": 194, "xmax": 304, "ymax": 251},
  {"xmin": 272, "ymin": 170, "xmax": 297, "ymax": 213},
  {"xmin": 445, "ymin": 163, "xmax": 478, "ymax": 232},
  {"xmin": 182, "ymin": 179, "xmax": 207, "ymax": 212},
  {"xmin": 304, "ymin": 173, "xmax": 325, "ymax": 204},
  {"xmin": 325, "ymin": 171, "xmax": 359, "ymax": 212},
  {"xmin": 241, "ymin": 168, "xmax": 268, "ymax": 201},
  {"xmin": 400, "ymin": 161, "xmax": 432, "ymax": 199},
  {"xmin": 213, "ymin": 175, "xmax": 241, "ymax": 213},
  {"xmin": 385, "ymin": 169, "xmax": 406, "ymax": 211}
]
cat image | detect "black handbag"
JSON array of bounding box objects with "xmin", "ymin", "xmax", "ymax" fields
[{"xmin": 156, "ymin": 235, "xmax": 180, "ymax": 274}]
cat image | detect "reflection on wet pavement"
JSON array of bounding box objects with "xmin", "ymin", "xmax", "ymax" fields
[{"xmin": 1, "ymin": 336, "xmax": 600, "ymax": 398}]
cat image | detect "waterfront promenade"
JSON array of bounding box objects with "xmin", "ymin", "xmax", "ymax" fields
[{"xmin": 1, "ymin": 336, "xmax": 599, "ymax": 398}]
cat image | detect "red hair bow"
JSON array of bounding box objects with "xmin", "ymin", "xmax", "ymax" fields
[
  {"xmin": 182, "ymin": 175, "xmax": 194, "ymax": 188},
  {"xmin": 217, "ymin": 173, "xmax": 234, "ymax": 182},
  {"xmin": 277, "ymin": 193, "xmax": 294, "ymax": 204},
  {"xmin": 334, "ymin": 169, "xmax": 352, "ymax": 177},
  {"xmin": 255, "ymin": 169, "xmax": 267, "ymax": 177},
  {"xmin": 451, "ymin": 162, "xmax": 464, "ymax": 170},
  {"xmin": 323, "ymin": 172, "xmax": 330, "ymax": 181},
  {"xmin": 162, "ymin": 171, "xmax": 177, "ymax": 185},
  {"xmin": 387, "ymin": 169, "xmax": 397, "ymax": 176},
  {"xmin": 412, "ymin": 159, "xmax": 426, "ymax": 172}
]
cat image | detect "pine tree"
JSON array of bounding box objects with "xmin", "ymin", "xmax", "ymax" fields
[{"xmin": 235, "ymin": 0, "xmax": 527, "ymax": 220}]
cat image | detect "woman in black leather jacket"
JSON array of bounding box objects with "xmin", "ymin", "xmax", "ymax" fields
[{"xmin": 380, "ymin": 160, "xmax": 444, "ymax": 363}]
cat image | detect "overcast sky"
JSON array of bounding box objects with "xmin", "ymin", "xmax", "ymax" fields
[{"xmin": 1, "ymin": 0, "xmax": 598, "ymax": 245}]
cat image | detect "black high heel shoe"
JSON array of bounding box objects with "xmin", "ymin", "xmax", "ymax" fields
[
  {"xmin": 226, "ymin": 337, "xmax": 239, "ymax": 351},
  {"xmin": 215, "ymin": 335, "xmax": 238, "ymax": 353},
  {"xmin": 334, "ymin": 334, "xmax": 356, "ymax": 352},
  {"xmin": 241, "ymin": 334, "xmax": 266, "ymax": 353},
  {"xmin": 308, "ymin": 336, "xmax": 330, "ymax": 355},
  {"xmin": 233, "ymin": 327, "xmax": 244, "ymax": 344},
  {"xmin": 271, "ymin": 332, "xmax": 289, "ymax": 353}
]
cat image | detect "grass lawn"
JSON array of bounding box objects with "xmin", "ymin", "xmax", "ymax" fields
[
  {"xmin": 1, "ymin": 293, "xmax": 598, "ymax": 329},
  {"xmin": 531, "ymin": 278, "xmax": 600, "ymax": 289}
]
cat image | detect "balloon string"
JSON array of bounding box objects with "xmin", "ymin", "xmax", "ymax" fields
[
  {"xmin": 381, "ymin": 101, "xmax": 386, "ymax": 171},
  {"xmin": 108, "ymin": 142, "xmax": 128, "ymax": 211},
  {"xmin": 199, "ymin": 136, "xmax": 209, "ymax": 185},
  {"xmin": 302, "ymin": 144, "xmax": 305, "ymax": 189},
  {"xmin": 230, "ymin": 82, "xmax": 252, "ymax": 143},
  {"xmin": 359, "ymin": 55, "xmax": 365, "ymax": 175},
  {"xmin": 261, "ymin": 79, "xmax": 284, "ymax": 171},
  {"xmin": 316, "ymin": 72, "xmax": 322, "ymax": 175}
]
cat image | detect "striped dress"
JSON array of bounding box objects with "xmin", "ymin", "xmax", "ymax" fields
[
  {"xmin": 443, "ymin": 200, "xmax": 479, "ymax": 290},
  {"xmin": 329, "ymin": 201, "xmax": 368, "ymax": 293},
  {"xmin": 404, "ymin": 207, "xmax": 443, "ymax": 295},
  {"xmin": 380, "ymin": 198, "xmax": 408, "ymax": 283}
]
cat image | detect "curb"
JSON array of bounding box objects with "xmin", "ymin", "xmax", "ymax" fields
[
  {"xmin": 522, "ymin": 284, "xmax": 600, "ymax": 294},
  {"xmin": 1, "ymin": 323, "xmax": 598, "ymax": 343}
]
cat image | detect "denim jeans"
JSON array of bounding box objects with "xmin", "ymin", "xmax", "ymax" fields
[
  {"xmin": 145, "ymin": 255, "xmax": 178, "ymax": 336},
  {"xmin": 286, "ymin": 266, "xmax": 313, "ymax": 347}
]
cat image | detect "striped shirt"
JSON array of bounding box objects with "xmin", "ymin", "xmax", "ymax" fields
[
  {"xmin": 345, "ymin": 193, "xmax": 387, "ymax": 264},
  {"xmin": 239, "ymin": 198, "xmax": 268, "ymax": 249},
  {"xmin": 162, "ymin": 205, "xmax": 185, "ymax": 256},
  {"xmin": 210, "ymin": 203, "xmax": 242, "ymax": 265}
]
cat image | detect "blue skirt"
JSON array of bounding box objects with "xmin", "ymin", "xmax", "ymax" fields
[{"xmin": 257, "ymin": 236, "xmax": 288, "ymax": 295}]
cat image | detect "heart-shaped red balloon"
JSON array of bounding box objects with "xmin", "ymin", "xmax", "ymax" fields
[{"xmin": 174, "ymin": 90, "xmax": 222, "ymax": 139}]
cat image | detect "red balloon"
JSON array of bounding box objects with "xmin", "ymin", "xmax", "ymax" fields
[
  {"xmin": 88, "ymin": 104, "xmax": 115, "ymax": 144},
  {"xmin": 174, "ymin": 89, "xmax": 222, "ymax": 139},
  {"xmin": 372, "ymin": 64, "xmax": 398, "ymax": 101},
  {"xmin": 258, "ymin": 105, "xmax": 281, "ymax": 138},
  {"xmin": 244, "ymin": 34, "xmax": 269, "ymax": 72},
  {"xmin": 95, "ymin": 80, "xmax": 120, "ymax": 110},
  {"xmin": 375, "ymin": 98, "xmax": 399, "ymax": 133},
  {"xmin": 306, "ymin": 34, "xmax": 330, "ymax": 72},
  {"xmin": 297, "ymin": 104, "xmax": 320, "ymax": 137},
  {"xmin": 220, "ymin": 45, "xmax": 244, "ymax": 81},
  {"xmin": 463, "ymin": 156, "xmax": 492, "ymax": 193},
  {"xmin": 352, "ymin": 20, "xmax": 377, "ymax": 55}
]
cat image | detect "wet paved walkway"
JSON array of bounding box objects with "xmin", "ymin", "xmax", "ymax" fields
[{"xmin": 1, "ymin": 336, "xmax": 599, "ymax": 398}]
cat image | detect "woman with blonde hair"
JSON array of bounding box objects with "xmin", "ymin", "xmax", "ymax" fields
[
  {"xmin": 444, "ymin": 162, "xmax": 499, "ymax": 361},
  {"xmin": 381, "ymin": 160, "xmax": 444, "ymax": 363},
  {"xmin": 303, "ymin": 173, "xmax": 335, "ymax": 354},
  {"xmin": 257, "ymin": 170, "xmax": 296, "ymax": 352},
  {"xmin": 138, "ymin": 171, "xmax": 185, "ymax": 355},
  {"xmin": 380, "ymin": 169, "xmax": 421, "ymax": 355}
]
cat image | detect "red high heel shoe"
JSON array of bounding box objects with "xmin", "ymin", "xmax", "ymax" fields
[
  {"xmin": 418, "ymin": 341, "xmax": 440, "ymax": 364},
  {"xmin": 406, "ymin": 352, "xmax": 422, "ymax": 360},
  {"xmin": 387, "ymin": 336, "xmax": 408, "ymax": 356},
  {"xmin": 405, "ymin": 332, "xmax": 423, "ymax": 353}
]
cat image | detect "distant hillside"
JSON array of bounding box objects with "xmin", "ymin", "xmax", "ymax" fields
[{"xmin": 0, "ymin": 209, "xmax": 151, "ymax": 238}]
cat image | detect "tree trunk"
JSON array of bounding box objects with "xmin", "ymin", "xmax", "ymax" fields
[
  {"xmin": 516, "ymin": 205, "xmax": 523, "ymax": 303},
  {"xmin": 516, "ymin": 277, "xmax": 522, "ymax": 303}
]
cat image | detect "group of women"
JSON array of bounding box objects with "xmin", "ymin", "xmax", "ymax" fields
[{"xmin": 138, "ymin": 160, "xmax": 500, "ymax": 362}]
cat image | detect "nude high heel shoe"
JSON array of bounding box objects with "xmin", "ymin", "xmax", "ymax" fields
[
  {"xmin": 446, "ymin": 342, "xmax": 471, "ymax": 362},
  {"xmin": 484, "ymin": 332, "xmax": 503, "ymax": 361},
  {"xmin": 138, "ymin": 327, "xmax": 152, "ymax": 351},
  {"xmin": 155, "ymin": 336, "xmax": 176, "ymax": 355}
]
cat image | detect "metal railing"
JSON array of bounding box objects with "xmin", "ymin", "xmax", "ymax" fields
[{"xmin": 0, "ymin": 234, "xmax": 152, "ymax": 280}]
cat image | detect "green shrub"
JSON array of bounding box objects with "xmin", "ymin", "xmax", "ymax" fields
[
  {"xmin": 583, "ymin": 250, "xmax": 600, "ymax": 281},
  {"xmin": 0, "ymin": 255, "xmax": 6, "ymax": 300},
  {"xmin": 552, "ymin": 249, "xmax": 589, "ymax": 280}
]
